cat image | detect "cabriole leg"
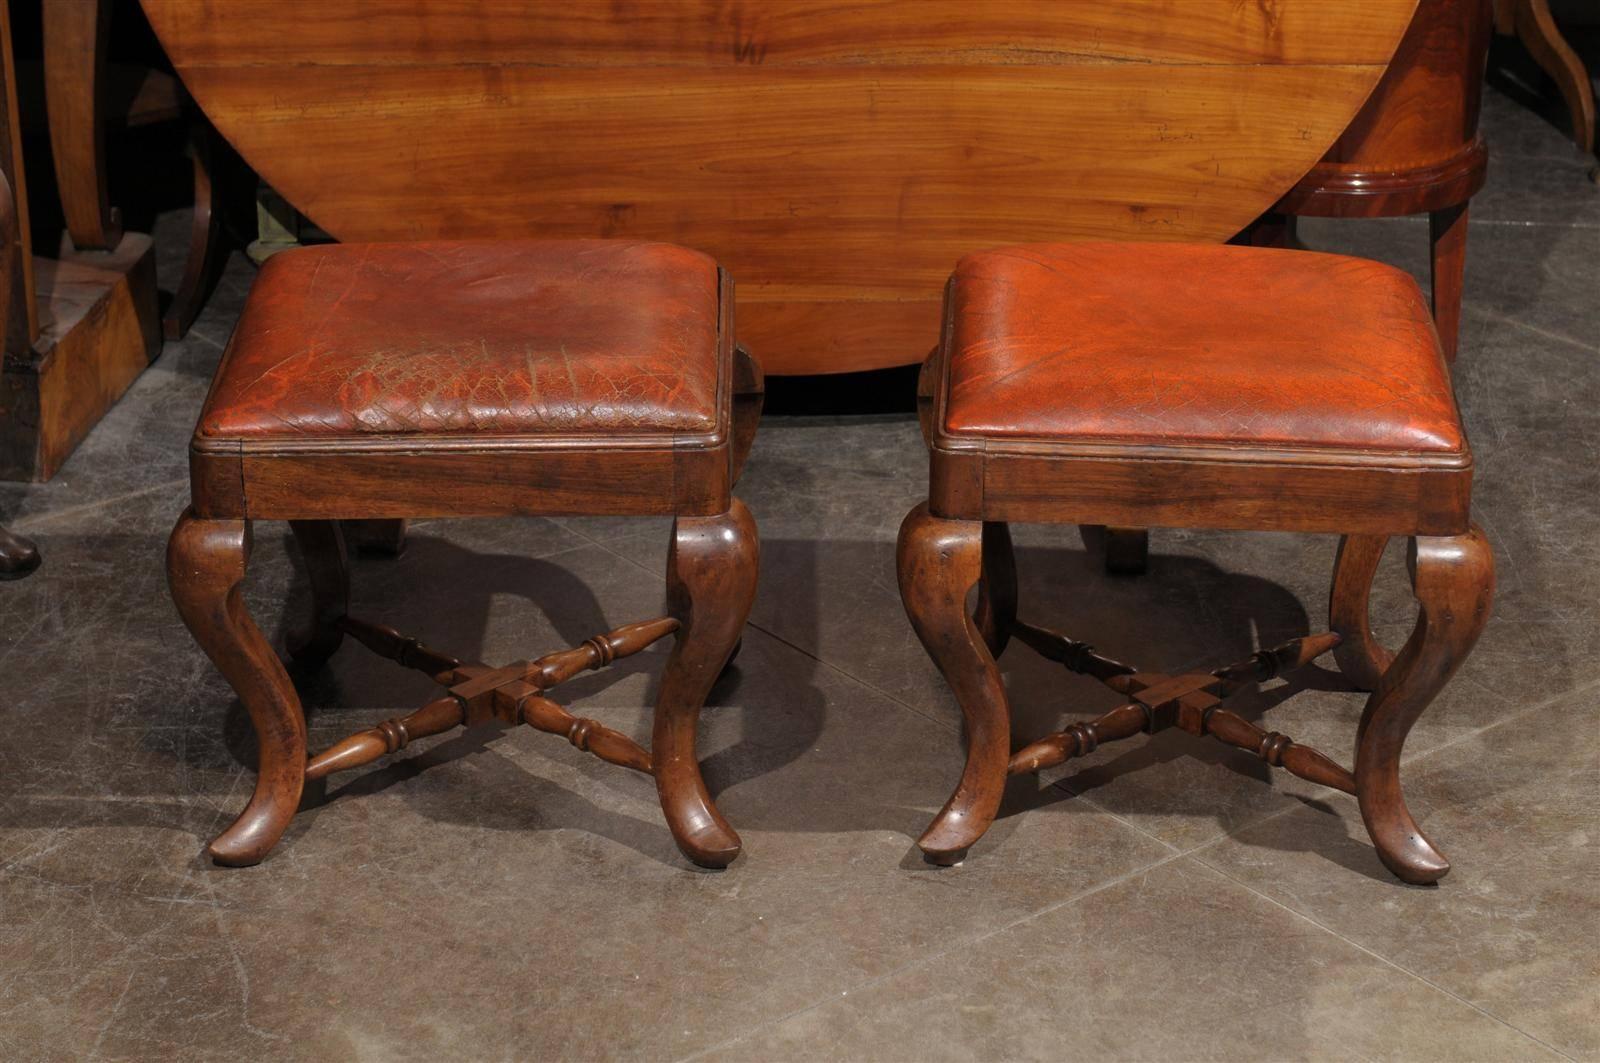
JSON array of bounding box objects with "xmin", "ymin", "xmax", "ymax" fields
[
  {"xmin": 168, "ymin": 509, "xmax": 307, "ymax": 866},
  {"xmin": 287, "ymin": 519, "xmax": 348, "ymax": 667},
  {"xmin": 162, "ymin": 122, "xmax": 224, "ymax": 341},
  {"xmin": 898, "ymin": 503, "xmax": 1010, "ymax": 864},
  {"xmin": 1355, "ymin": 525, "xmax": 1493, "ymax": 884},
  {"xmin": 653, "ymin": 498, "xmax": 758, "ymax": 868},
  {"xmin": 973, "ymin": 521, "xmax": 1016, "ymax": 657},
  {"xmin": 1330, "ymin": 534, "xmax": 1395, "ymax": 691}
]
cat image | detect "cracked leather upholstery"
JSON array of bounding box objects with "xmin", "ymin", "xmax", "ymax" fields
[
  {"xmin": 200, "ymin": 239, "xmax": 722, "ymax": 440},
  {"xmin": 943, "ymin": 243, "xmax": 1465, "ymax": 454}
]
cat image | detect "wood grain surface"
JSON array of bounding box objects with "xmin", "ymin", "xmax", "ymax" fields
[{"xmin": 141, "ymin": 1, "xmax": 1419, "ymax": 374}]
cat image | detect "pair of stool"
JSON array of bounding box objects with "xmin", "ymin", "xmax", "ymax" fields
[{"xmin": 170, "ymin": 238, "xmax": 1491, "ymax": 884}]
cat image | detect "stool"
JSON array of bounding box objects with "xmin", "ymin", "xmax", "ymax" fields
[
  {"xmin": 898, "ymin": 242, "xmax": 1493, "ymax": 884},
  {"xmin": 168, "ymin": 239, "xmax": 762, "ymax": 868}
]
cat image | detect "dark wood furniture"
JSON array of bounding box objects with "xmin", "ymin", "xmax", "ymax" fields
[
  {"xmin": 138, "ymin": 0, "xmax": 1421, "ymax": 376},
  {"xmin": 1269, "ymin": 0, "xmax": 1494, "ymax": 363},
  {"xmin": 168, "ymin": 238, "xmax": 762, "ymax": 867},
  {"xmin": 0, "ymin": 0, "xmax": 160, "ymax": 484},
  {"xmin": 1119, "ymin": 0, "xmax": 1493, "ymax": 579},
  {"xmin": 0, "ymin": 522, "xmax": 37, "ymax": 577},
  {"xmin": 1494, "ymin": 0, "xmax": 1596, "ymax": 159},
  {"xmin": 900, "ymin": 242, "xmax": 1493, "ymax": 884},
  {"xmin": 38, "ymin": 0, "xmax": 229, "ymax": 340}
]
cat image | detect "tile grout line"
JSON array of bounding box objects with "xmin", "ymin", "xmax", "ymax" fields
[
  {"xmin": 1122, "ymin": 673, "xmax": 1600, "ymax": 867},
  {"xmin": 561, "ymin": 521, "xmax": 975, "ymax": 738},
  {"xmin": 1306, "ymin": 215, "xmax": 1598, "ymax": 231},
  {"xmin": 563, "ymin": 522, "xmax": 1177, "ymax": 783},
  {"xmin": 491, "ymin": 520, "xmax": 1600, "ymax": 842},
  {"xmin": 1380, "ymin": 673, "xmax": 1600, "ymax": 777},
  {"xmin": 741, "ymin": 619, "xmax": 968, "ymax": 735},
  {"xmin": 9, "ymin": 477, "xmax": 191, "ymax": 534},
  {"xmin": 1182, "ymin": 670, "xmax": 1600, "ymax": 857},
  {"xmin": 578, "ymin": 518, "xmax": 1592, "ymax": 1061},
  {"xmin": 1464, "ymin": 303, "xmax": 1600, "ymax": 354},
  {"xmin": 676, "ymin": 846, "xmax": 1193, "ymax": 1063},
  {"xmin": 1193, "ymin": 860, "xmax": 1577, "ymax": 1060},
  {"xmin": 1467, "ymin": 218, "xmax": 1600, "ymax": 230},
  {"xmin": 564, "ymin": 518, "xmax": 1568, "ymax": 866},
  {"xmin": 568, "ymin": 526, "xmax": 1258, "ymax": 1055},
  {"xmin": 1179, "ymin": 678, "xmax": 1600, "ymax": 1060},
  {"xmin": 689, "ymin": 778, "xmax": 1573, "ymax": 1063}
]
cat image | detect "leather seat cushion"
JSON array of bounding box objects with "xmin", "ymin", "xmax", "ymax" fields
[
  {"xmin": 199, "ymin": 239, "xmax": 722, "ymax": 440},
  {"xmin": 942, "ymin": 243, "xmax": 1465, "ymax": 455}
]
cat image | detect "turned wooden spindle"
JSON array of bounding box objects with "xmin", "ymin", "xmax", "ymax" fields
[
  {"xmin": 338, "ymin": 616, "xmax": 464, "ymax": 683},
  {"xmin": 1011, "ymin": 620, "xmax": 1137, "ymax": 684},
  {"xmin": 1008, "ymin": 702, "xmax": 1149, "ymax": 775},
  {"xmin": 303, "ymin": 616, "xmax": 678, "ymax": 785},
  {"xmin": 514, "ymin": 687, "xmax": 654, "ymax": 775},
  {"xmin": 1002, "ymin": 622, "xmax": 1357, "ymax": 792},
  {"xmin": 305, "ymin": 697, "xmax": 464, "ymax": 781},
  {"xmin": 1213, "ymin": 631, "xmax": 1342, "ymax": 687},
  {"xmin": 1197, "ymin": 704, "xmax": 1356, "ymax": 794},
  {"xmin": 523, "ymin": 617, "xmax": 679, "ymax": 689}
]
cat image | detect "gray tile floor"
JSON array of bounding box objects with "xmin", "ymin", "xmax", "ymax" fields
[{"xmin": 1, "ymin": 89, "xmax": 1596, "ymax": 1061}]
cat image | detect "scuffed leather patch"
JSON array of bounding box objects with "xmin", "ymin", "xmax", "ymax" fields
[
  {"xmin": 201, "ymin": 239, "xmax": 721, "ymax": 439},
  {"xmin": 944, "ymin": 242, "xmax": 1465, "ymax": 455}
]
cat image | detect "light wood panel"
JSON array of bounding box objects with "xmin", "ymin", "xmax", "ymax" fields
[
  {"xmin": 0, "ymin": 234, "xmax": 161, "ymax": 481},
  {"xmin": 3, "ymin": 4, "xmax": 161, "ymax": 485},
  {"xmin": 142, "ymin": 1, "xmax": 1418, "ymax": 375}
]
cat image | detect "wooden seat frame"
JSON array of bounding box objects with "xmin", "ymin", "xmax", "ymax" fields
[
  {"xmin": 900, "ymin": 340, "xmax": 1494, "ymax": 885},
  {"xmin": 169, "ymin": 269, "xmax": 763, "ymax": 868}
]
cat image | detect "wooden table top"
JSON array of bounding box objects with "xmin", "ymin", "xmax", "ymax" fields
[{"xmin": 142, "ymin": 1, "xmax": 1419, "ymax": 375}]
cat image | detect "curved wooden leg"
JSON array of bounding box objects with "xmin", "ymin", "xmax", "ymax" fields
[
  {"xmin": 653, "ymin": 498, "xmax": 758, "ymax": 868},
  {"xmin": 973, "ymin": 521, "xmax": 1016, "ymax": 657},
  {"xmin": 43, "ymin": 0, "xmax": 121, "ymax": 251},
  {"xmin": 898, "ymin": 503, "xmax": 1009, "ymax": 865},
  {"xmin": 1104, "ymin": 527, "xmax": 1149, "ymax": 575},
  {"xmin": 163, "ymin": 122, "xmax": 225, "ymax": 340},
  {"xmin": 168, "ymin": 509, "xmax": 306, "ymax": 866},
  {"xmin": 1429, "ymin": 204, "xmax": 1470, "ymax": 363},
  {"xmin": 1355, "ymin": 525, "xmax": 1493, "ymax": 884},
  {"xmin": 1330, "ymin": 534, "xmax": 1396, "ymax": 692},
  {"xmin": 287, "ymin": 520, "xmax": 348, "ymax": 667},
  {"xmin": 1515, "ymin": 0, "xmax": 1597, "ymax": 154},
  {"xmin": 0, "ymin": 523, "xmax": 40, "ymax": 580}
]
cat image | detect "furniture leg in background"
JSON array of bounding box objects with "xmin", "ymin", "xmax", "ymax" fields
[
  {"xmin": 1091, "ymin": 3, "xmax": 1493, "ymax": 577},
  {"xmin": 1268, "ymin": 0, "xmax": 1494, "ymax": 364},
  {"xmin": 41, "ymin": 0, "xmax": 235, "ymax": 339},
  {"xmin": 1494, "ymin": 0, "xmax": 1597, "ymax": 162},
  {"xmin": 0, "ymin": 0, "xmax": 160, "ymax": 485}
]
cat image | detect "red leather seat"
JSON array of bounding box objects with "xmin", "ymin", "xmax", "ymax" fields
[
  {"xmin": 200, "ymin": 239, "xmax": 722, "ymax": 440},
  {"xmin": 923, "ymin": 242, "xmax": 1473, "ymax": 535},
  {"xmin": 942, "ymin": 242, "xmax": 1464, "ymax": 455}
]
